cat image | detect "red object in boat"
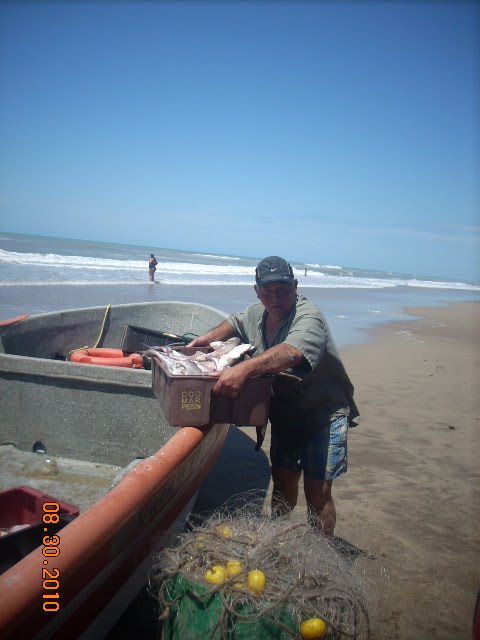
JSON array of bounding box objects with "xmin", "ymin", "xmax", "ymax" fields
[{"xmin": 0, "ymin": 486, "xmax": 79, "ymax": 531}]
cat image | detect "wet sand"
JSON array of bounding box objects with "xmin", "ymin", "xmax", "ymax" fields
[{"xmin": 112, "ymin": 301, "xmax": 480, "ymax": 639}]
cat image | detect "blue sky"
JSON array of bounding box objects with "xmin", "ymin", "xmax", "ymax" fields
[{"xmin": 0, "ymin": 1, "xmax": 478, "ymax": 282}]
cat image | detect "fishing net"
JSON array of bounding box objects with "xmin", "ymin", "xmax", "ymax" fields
[{"xmin": 150, "ymin": 492, "xmax": 373, "ymax": 639}]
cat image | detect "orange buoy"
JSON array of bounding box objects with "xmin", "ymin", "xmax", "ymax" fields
[{"xmin": 69, "ymin": 348, "xmax": 143, "ymax": 368}]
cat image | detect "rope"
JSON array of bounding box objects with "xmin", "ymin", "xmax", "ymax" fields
[
  {"xmin": 66, "ymin": 304, "xmax": 112, "ymax": 358},
  {"xmin": 92, "ymin": 304, "xmax": 111, "ymax": 347}
]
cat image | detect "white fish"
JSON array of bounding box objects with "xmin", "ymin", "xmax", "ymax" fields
[
  {"xmin": 194, "ymin": 339, "xmax": 240, "ymax": 361},
  {"xmin": 210, "ymin": 337, "xmax": 240, "ymax": 351},
  {"xmin": 216, "ymin": 343, "xmax": 254, "ymax": 370},
  {"xmin": 143, "ymin": 349, "xmax": 203, "ymax": 375},
  {"xmin": 143, "ymin": 340, "xmax": 253, "ymax": 375},
  {"xmin": 192, "ymin": 359, "xmax": 218, "ymax": 375}
]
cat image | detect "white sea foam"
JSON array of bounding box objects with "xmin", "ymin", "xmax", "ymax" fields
[
  {"xmin": 0, "ymin": 247, "xmax": 478, "ymax": 291},
  {"xmin": 0, "ymin": 249, "xmax": 142, "ymax": 271},
  {"xmin": 193, "ymin": 253, "xmax": 240, "ymax": 260},
  {"xmin": 305, "ymin": 263, "xmax": 343, "ymax": 270}
]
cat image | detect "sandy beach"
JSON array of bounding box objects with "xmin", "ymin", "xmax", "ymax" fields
[
  {"xmin": 111, "ymin": 301, "xmax": 480, "ymax": 639},
  {"xmin": 329, "ymin": 301, "xmax": 479, "ymax": 639}
]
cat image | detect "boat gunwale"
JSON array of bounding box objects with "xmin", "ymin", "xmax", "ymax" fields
[{"xmin": 0, "ymin": 300, "xmax": 228, "ymax": 334}]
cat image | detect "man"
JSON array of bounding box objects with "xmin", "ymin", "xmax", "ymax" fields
[{"xmin": 189, "ymin": 256, "xmax": 359, "ymax": 535}]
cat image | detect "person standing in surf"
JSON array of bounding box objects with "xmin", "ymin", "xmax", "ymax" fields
[{"xmin": 149, "ymin": 254, "xmax": 158, "ymax": 282}]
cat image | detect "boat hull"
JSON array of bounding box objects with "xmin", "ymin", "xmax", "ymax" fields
[{"xmin": 0, "ymin": 302, "xmax": 231, "ymax": 637}]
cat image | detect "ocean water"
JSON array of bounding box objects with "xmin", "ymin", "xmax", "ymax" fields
[{"xmin": 1, "ymin": 231, "xmax": 479, "ymax": 348}]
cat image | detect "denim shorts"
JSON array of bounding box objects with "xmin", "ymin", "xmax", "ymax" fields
[{"xmin": 270, "ymin": 413, "xmax": 348, "ymax": 480}]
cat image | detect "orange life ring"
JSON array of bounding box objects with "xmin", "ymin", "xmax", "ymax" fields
[{"xmin": 69, "ymin": 348, "xmax": 143, "ymax": 368}]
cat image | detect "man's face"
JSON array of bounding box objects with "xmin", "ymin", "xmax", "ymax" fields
[{"xmin": 255, "ymin": 280, "xmax": 297, "ymax": 319}]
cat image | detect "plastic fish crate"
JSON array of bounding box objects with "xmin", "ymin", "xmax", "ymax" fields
[{"xmin": 151, "ymin": 347, "xmax": 272, "ymax": 428}]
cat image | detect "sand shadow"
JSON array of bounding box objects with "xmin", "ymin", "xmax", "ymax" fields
[
  {"xmin": 330, "ymin": 535, "xmax": 367, "ymax": 566},
  {"xmin": 192, "ymin": 425, "xmax": 271, "ymax": 516}
]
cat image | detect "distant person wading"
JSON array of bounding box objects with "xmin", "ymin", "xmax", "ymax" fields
[{"xmin": 149, "ymin": 254, "xmax": 158, "ymax": 282}]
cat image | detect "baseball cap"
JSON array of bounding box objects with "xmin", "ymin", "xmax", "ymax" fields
[{"xmin": 255, "ymin": 256, "xmax": 295, "ymax": 286}]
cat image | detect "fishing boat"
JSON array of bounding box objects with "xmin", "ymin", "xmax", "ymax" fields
[{"xmin": 0, "ymin": 301, "xmax": 232, "ymax": 639}]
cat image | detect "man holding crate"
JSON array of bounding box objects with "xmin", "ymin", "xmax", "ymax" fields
[{"xmin": 189, "ymin": 256, "xmax": 359, "ymax": 536}]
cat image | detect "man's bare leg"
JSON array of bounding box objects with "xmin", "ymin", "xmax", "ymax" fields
[
  {"xmin": 304, "ymin": 478, "xmax": 336, "ymax": 536},
  {"xmin": 271, "ymin": 466, "xmax": 302, "ymax": 517}
]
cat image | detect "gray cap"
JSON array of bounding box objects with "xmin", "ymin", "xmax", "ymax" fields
[{"xmin": 255, "ymin": 256, "xmax": 294, "ymax": 286}]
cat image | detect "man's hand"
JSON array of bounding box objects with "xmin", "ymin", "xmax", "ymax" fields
[
  {"xmin": 212, "ymin": 343, "xmax": 305, "ymax": 398},
  {"xmin": 213, "ymin": 364, "xmax": 250, "ymax": 398},
  {"xmin": 188, "ymin": 335, "xmax": 210, "ymax": 348},
  {"xmin": 187, "ymin": 320, "xmax": 237, "ymax": 348}
]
